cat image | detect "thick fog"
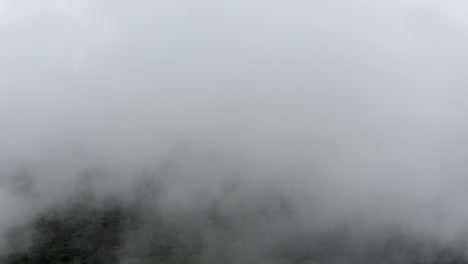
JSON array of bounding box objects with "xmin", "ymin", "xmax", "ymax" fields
[{"xmin": 1, "ymin": 0, "xmax": 468, "ymax": 263}]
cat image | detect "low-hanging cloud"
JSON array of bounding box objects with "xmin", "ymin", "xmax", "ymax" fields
[{"xmin": 1, "ymin": 0, "xmax": 468, "ymax": 263}]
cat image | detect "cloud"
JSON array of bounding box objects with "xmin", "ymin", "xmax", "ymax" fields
[{"xmin": 1, "ymin": 0, "xmax": 468, "ymax": 263}]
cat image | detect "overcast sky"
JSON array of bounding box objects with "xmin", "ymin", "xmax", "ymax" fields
[{"xmin": 1, "ymin": 0, "xmax": 468, "ymax": 253}]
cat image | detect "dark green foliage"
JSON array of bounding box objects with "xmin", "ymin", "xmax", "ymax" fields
[
  {"xmin": 3, "ymin": 185, "xmax": 468, "ymax": 264},
  {"xmin": 2, "ymin": 198, "xmax": 130, "ymax": 264},
  {"xmin": 1, "ymin": 189, "xmax": 202, "ymax": 264}
]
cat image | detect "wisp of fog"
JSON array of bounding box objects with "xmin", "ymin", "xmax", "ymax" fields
[{"xmin": 1, "ymin": 0, "xmax": 468, "ymax": 263}]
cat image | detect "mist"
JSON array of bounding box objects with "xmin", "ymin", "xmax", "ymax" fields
[{"xmin": 1, "ymin": 0, "xmax": 468, "ymax": 263}]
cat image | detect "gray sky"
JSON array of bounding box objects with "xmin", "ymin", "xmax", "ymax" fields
[{"xmin": 1, "ymin": 0, "xmax": 468, "ymax": 252}]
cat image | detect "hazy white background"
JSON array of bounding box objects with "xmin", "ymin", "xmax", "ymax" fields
[{"xmin": 1, "ymin": 0, "xmax": 468, "ymax": 250}]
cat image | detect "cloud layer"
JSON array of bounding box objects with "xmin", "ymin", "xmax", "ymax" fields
[{"xmin": 1, "ymin": 0, "xmax": 468, "ymax": 263}]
